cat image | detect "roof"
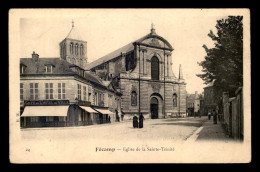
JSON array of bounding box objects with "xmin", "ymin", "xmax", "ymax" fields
[
  {"xmin": 85, "ymin": 34, "xmax": 149, "ymax": 70},
  {"xmin": 187, "ymin": 93, "xmax": 200, "ymax": 100},
  {"xmin": 20, "ymin": 57, "xmax": 104, "ymax": 86},
  {"xmin": 20, "ymin": 58, "xmax": 75, "ymax": 74},
  {"xmin": 85, "ymin": 32, "xmax": 173, "ymax": 70},
  {"xmin": 66, "ymin": 26, "xmax": 84, "ymax": 41}
]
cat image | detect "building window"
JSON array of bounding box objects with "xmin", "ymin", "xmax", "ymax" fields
[
  {"xmin": 58, "ymin": 83, "xmax": 66, "ymax": 99},
  {"xmin": 20, "ymin": 65, "xmax": 26, "ymax": 74},
  {"xmin": 131, "ymin": 91, "xmax": 137, "ymax": 106},
  {"xmin": 20, "ymin": 83, "xmax": 23, "ymax": 101},
  {"xmin": 94, "ymin": 92, "xmax": 98, "ymax": 105},
  {"xmin": 77, "ymin": 84, "xmax": 82, "ymax": 100},
  {"xmin": 173, "ymin": 94, "xmax": 177, "ymax": 107},
  {"xmin": 64, "ymin": 43, "xmax": 66, "ymax": 56},
  {"xmin": 108, "ymin": 95, "xmax": 111, "ymax": 107},
  {"xmin": 45, "ymin": 83, "xmax": 53, "ymax": 99},
  {"xmin": 88, "ymin": 86, "xmax": 92, "ymax": 101},
  {"xmin": 75, "ymin": 44, "xmax": 78, "ymax": 55},
  {"xmin": 80, "ymin": 44, "xmax": 84, "ymax": 56},
  {"xmin": 151, "ymin": 56, "xmax": 159, "ymax": 80},
  {"xmin": 45, "ymin": 65, "xmax": 53, "ymax": 73},
  {"xmin": 30, "ymin": 83, "xmax": 39, "ymax": 100},
  {"xmin": 88, "ymin": 93, "xmax": 91, "ymax": 101},
  {"xmin": 99, "ymin": 93, "xmax": 104, "ymax": 106},
  {"xmin": 83, "ymin": 86, "xmax": 86, "ymax": 101},
  {"xmin": 166, "ymin": 55, "xmax": 169, "ymax": 76},
  {"xmin": 70, "ymin": 42, "xmax": 74, "ymax": 54}
]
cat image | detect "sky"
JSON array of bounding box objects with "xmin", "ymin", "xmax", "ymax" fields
[{"xmin": 19, "ymin": 9, "xmax": 228, "ymax": 94}]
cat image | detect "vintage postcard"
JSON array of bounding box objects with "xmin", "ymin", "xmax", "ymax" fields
[{"xmin": 9, "ymin": 8, "xmax": 251, "ymax": 163}]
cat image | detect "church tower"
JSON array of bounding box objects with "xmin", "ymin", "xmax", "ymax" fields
[{"xmin": 59, "ymin": 21, "xmax": 88, "ymax": 69}]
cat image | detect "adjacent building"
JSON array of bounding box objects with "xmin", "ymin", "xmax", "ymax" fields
[{"xmin": 20, "ymin": 24, "xmax": 121, "ymax": 128}]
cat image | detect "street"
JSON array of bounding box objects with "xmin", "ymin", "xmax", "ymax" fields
[
  {"xmin": 20, "ymin": 116, "xmax": 224, "ymax": 142},
  {"xmin": 15, "ymin": 116, "xmax": 241, "ymax": 163}
]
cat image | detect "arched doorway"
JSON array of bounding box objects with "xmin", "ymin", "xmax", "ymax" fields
[{"xmin": 150, "ymin": 97, "xmax": 159, "ymax": 119}]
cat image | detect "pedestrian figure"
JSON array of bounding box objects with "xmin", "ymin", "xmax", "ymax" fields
[
  {"xmin": 213, "ymin": 110, "xmax": 217, "ymax": 124},
  {"xmin": 115, "ymin": 109, "xmax": 120, "ymax": 122},
  {"xmin": 208, "ymin": 111, "xmax": 211, "ymax": 120},
  {"xmin": 133, "ymin": 115, "xmax": 138, "ymax": 128},
  {"xmin": 198, "ymin": 110, "xmax": 201, "ymax": 118},
  {"xmin": 108, "ymin": 116, "xmax": 111, "ymax": 123},
  {"xmin": 138, "ymin": 113, "xmax": 145, "ymax": 128}
]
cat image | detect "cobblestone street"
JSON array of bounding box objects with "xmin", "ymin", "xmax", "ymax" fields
[{"xmin": 21, "ymin": 116, "xmax": 219, "ymax": 142}]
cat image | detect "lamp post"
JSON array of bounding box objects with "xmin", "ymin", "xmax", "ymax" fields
[{"xmin": 138, "ymin": 44, "xmax": 141, "ymax": 117}]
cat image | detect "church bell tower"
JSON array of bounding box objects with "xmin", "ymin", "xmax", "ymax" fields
[{"xmin": 59, "ymin": 21, "xmax": 88, "ymax": 69}]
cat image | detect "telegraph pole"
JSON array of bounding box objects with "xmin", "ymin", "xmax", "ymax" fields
[
  {"xmin": 138, "ymin": 44, "xmax": 141, "ymax": 117},
  {"xmin": 179, "ymin": 82, "xmax": 180, "ymax": 117},
  {"xmin": 163, "ymin": 43, "xmax": 166, "ymax": 118}
]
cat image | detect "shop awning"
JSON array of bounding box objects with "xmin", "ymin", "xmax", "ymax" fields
[
  {"xmin": 94, "ymin": 108, "xmax": 114, "ymax": 115},
  {"xmin": 21, "ymin": 106, "xmax": 69, "ymax": 117},
  {"xmin": 79, "ymin": 106, "xmax": 98, "ymax": 113}
]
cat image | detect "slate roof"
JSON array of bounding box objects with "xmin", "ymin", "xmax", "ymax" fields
[
  {"xmin": 86, "ymin": 32, "xmax": 174, "ymax": 70},
  {"xmin": 85, "ymin": 34, "xmax": 150, "ymax": 70},
  {"xmin": 20, "ymin": 57, "xmax": 104, "ymax": 86},
  {"xmin": 66, "ymin": 26, "xmax": 84, "ymax": 41}
]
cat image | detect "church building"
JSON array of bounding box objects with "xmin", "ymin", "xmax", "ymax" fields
[{"xmin": 86, "ymin": 24, "xmax": 187, "ymax": 120}]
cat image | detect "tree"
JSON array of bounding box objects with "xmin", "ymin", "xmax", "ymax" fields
[{"xmin": 197, "ymin": 16, "xmax": 243, "ymax": 97}]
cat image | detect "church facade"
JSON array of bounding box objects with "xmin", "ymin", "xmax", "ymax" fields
[{"xmin": 86, "ymin": 25, "xmax": 187, "ymax": 119}]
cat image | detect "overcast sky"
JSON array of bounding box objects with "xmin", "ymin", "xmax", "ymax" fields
[{"xmin": 19, "ymin": 9, "xmax": 230, "ymax": 94}]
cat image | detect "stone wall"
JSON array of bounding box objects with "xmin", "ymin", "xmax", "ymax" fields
[{"xmin": 120, "ymin": 77, "xmax": 187, "ymax": 118}]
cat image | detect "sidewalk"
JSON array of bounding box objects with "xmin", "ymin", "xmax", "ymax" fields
[
  {"xmin": 196, "ymin": 118, "xmax": 231, "ymax": 141},
  {"xmin": 21, "ymin": 120, "xmax": 132, "ymax": 131}
]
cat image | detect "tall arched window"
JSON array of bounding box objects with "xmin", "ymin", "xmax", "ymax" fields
[
  {"xmin": 70, "ymin": 42, "xmax": 74, "ymax": 54},
  {"xmin": 60, "ymin": 46, "xmax": 63, "ymax": 57},
  {"xmin": 80, "ymin": 44, "xmax": 84, "ymax": 56},
  {"xmin": 75, "ymin": 44, "xmax": 78, "ymax": 55},
  {"xmin": 63, "ymin": 43, "xmax": 66, "ymax": 57},
  {"xmin": 151, "ymin": 56, "xmax": 159, "ymax": 80},
  {"xmin": 131, "ymin": 91, "xmax": 137, "ymax": 106},
  {"xmin": 173, "ymin": 93, "xmax": 177, "ymax": 107}
]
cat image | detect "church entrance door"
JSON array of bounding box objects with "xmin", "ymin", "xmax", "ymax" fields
[{"xmin": 150, "ymin": 97, "xmax": 159, "ymax": 119}]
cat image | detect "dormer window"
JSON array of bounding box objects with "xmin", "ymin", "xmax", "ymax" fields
[
  {"xmin": 20, "ymin": 64, "xmax": 27, "ymax": 74},
  {"xmin": 45, "ymin": 64, "xmax": 55, "ymax": 73}
]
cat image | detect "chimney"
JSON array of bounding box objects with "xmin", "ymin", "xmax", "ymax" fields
[{"xmin": 32, "ymin": 51, "xmax": 39, "ymax": 62}]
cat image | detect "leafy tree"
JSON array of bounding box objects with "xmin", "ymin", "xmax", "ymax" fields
[{"xmin": 197, "ymin": 16, "xmax": 243, "ymax": 97}]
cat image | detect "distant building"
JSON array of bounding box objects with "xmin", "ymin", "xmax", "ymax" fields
[{"xmin": 186, "ymin": 91, "xmax": 200, "ymax": 116}]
